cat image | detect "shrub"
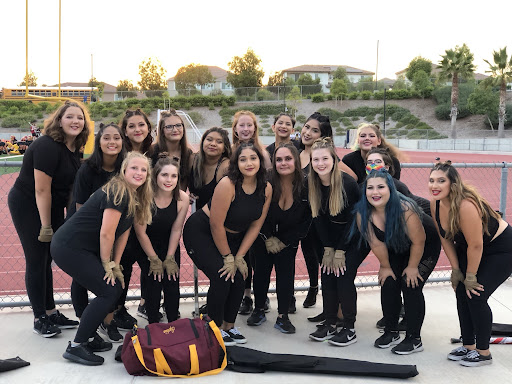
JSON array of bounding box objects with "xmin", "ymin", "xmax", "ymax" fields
[
  {"xmin": 351, "ymin": 116, "xmax": 359, "ymax": 121},
  {"xmin": 256, "ymin": 89, "xmax": 275, "ymax": 101},
  {"xmin": 101, "ymin": 109, "xmax": 109, "ymax": 117},
  {"xmin": 331, "ymin": 121, "xmax": 340, "ymax": 128},
  {"xmin": 187, "ymin": 111, "xmax": 204, "ymax": 124},
  {"xmin": 208, "ymin": 102, "xmax": 215, "ymax": 110},
  {"xmin": 365, "ymin": 113, "xmax": 376, "ymax": 122},
  {"xmin": 184, "ymin": 103, "xmax": 192, "ymax": 110},
  {"xmin": 485, "ymin": 104, "xmax": 512, "ymax": 128},
  {"xmin": 360, "ymin": 91, "xmax": 372, "ymax": 100},
  {"xmin": 317, "ymin": 108, "xmax": 343, "ymax": 121},
  {"xmin": 347, "ymin": 92, "xmax": 359, "ymax": 100},
  {"xmin": 2, "ymin": 113, "xmax": 37, "ymax": 127},
  {"xmin": 267, "ymin": 128, "xmax": 274, "ymax": 134},
  {"xmin": 261, "ymin": 123, "xmax": 271, "ymax": 128},
  {"xmin": 296, "ymin": 115, "xmax": 307, "ymax": 124},
  {"xmin": 435, "ymin": 103, "xmax": 471, "ymax": 120},
  {"xmin": 327, "ymin": 94, "xmax": 333, "ymax": 101},
  {"xmin": 311, "ymin": 93, "xmax": 325, "ymax": 103}
]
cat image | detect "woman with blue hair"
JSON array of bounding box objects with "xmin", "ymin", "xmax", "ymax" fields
[{"xmin": 352, "ymin": 169, "xmax": 440, "ymax": 355}]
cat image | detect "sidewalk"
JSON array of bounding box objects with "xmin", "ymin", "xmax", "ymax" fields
[{"xmin": 1, "ymin": 282, "xmax": 512, "ymax": 383}]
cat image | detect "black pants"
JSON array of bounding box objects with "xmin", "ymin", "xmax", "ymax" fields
[
  {"xmin": 138, "ymin": 251, "xmax": 181, "ymax": 324},
  {"xmin": 51, "ymin": 243, "xmax": 123, "ymax": 343},
  {"xmin": 381, "ymin": 218, "xmax": 441, "ymax": 337},
  {"xmin": 183, "ymin": 210, "xmax": 245, "ymax": 327},
  {"xmin": 456, "ymin": 225, "xmax": 512, "ymax": 350},
  {"xmin": 252, "ymin": 237, "xmax": 297, "ymax": 315},
  {"xmin": 322, "ymin": 243, "xmax": 370, "ymax": 329},
  {"xmin": 301, "ymin": 226, "xmax": 323, "ymax": 288},
  {"xmin": 117, "ymin": 233, "xmax": 148, "ymax": 308},
  {"xmin": 243, "ymin": 248, "xmax": 254, "ymax": 291},
  {"xmin": 8, "ymin": 187, "xmax": 65, "ymax": 318}
]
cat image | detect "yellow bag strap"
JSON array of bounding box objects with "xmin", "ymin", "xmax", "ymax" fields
[{"xmin": 130, "ymin": 319, "xmax": 227, "ymax": 378}]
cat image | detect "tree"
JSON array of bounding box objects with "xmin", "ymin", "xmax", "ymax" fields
[
  {"xmin": 138, "ymin": 57, "xmax": 167, "ymax": 94},
  {"xmin": 19, "ymin": 70, "xmax": 37, "ymax": 86},
  {"xmin": 357, "ymin": 76, "xmax": 375, "ymax": 92},
  {"xmin": 286, "ymin": 86, "xmax": 302, "ymax": 114},
  {"xmin": 406, "ymin": 56, "xmax": 432, "ymax": 82},
  {"xmin": 412, "ymin": 70, "xmax": 434, "ymax": 99},
  {"xmin": 117, "ymin": 79, "xmax": 138, "ymax": 99},
  {"xmin": 267, "ymin": 71, "xmax": 283, "ymax": 86},
  {"xmin": 174, "ymin": 64, "xmax": 214, "ymax": 93},
  {"xmin": 438, "ymin": 44, "xmax": 475, "ymax": 138},
  {"xmin": 467, "ymin": 85, "xmax": 499, "ymax": 129},
  {"xmin": 330, "ymin": 78, "xmax": 348, "ymax": 106},
  {"xmin": 88, "ymin": 77, "xmax": 105, "ymax": 98},
  {"xmin": 227, "ymin": 48, "xmax": 265, "ymax": 90},
  {"xmin": 484, "ymin": 47, "xmax": 512, "ymax": 138},
  {"xmin": 332, "ymin": 67, "xmax": 348, "ymax": 81},
  {"xmin": 297, "ymin": 74, "xmax": 322, "ymax": 95}
]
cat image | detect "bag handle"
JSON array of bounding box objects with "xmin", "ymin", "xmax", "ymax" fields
[{"xmin": 131, "ymin": 319, "xmax": 227, "ymax": 378}]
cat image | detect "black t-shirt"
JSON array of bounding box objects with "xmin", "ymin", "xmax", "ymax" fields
[
  {"xmin": 342, "ymin": 150, "xmax": 401, "ymax": 184},
  {"xmin": 53, "ymin": 188, "xmax": 133, "ymax": 254},
  {"xmin": 14, "ymin": 135, "xmax": 81, "ymax": 207},
  {"xmin": 265, "ymin": 139, "xmax": 301, "ymax": 158},
  {"xmin": 67, "ymin": 162, "xmax": 115, "ymax": 218}
]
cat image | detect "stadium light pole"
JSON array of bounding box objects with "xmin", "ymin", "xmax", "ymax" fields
[
  {"xmin": 25, "ymin": 0, "xmax": 28, "ymax": 97},
  {"xmin": 58, "ymin": 0, "xmax": 61, "ymax": 97}
]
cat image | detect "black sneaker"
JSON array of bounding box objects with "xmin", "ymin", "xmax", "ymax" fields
[
  {"xmin": 114, "ymin": 306, "xmax": 137, "ymax": 330},
  {"xmin": 33, "ymin": 314, "xmax": 62, "ymax": 338},
  {"xmin": 303, "ymin": 287, "xmax": 318, "ymax": 308},
  {"xmin": 376, "ymin": 317, "xmax": 385, "ymax": 329},
  {"xmin": 309, "ymin": 324, "xmax": 336, "ymax": 341},
  {"xmin": 264, "ymin": 297, "xmax": 271, "ymax": 313},
  {"xmin": 316, "ymin": 318, "xmax": 344, "ymax": 329},
  {"xmin": 392, "ymin": 336, "xmax": 424, "ymax": 355},
  {"xmin": 98, "ymin": 321, "xmax": 123, "ymax": 343},
  {"xmin": 227, "ymin": 327, "xmax": 247, "ymax": 344},
  {"xmin": 247, "ymin": 309, "xmax": 266, "ymax": 326},
  {"xmin": 238, "ymin": 296, "xmax": 253, "ymax": 315},
  {"xmin": 136, "ymin": 303, "xmax": 148, "ymax": 320},
  {"xmin": 63, "ymin": 342, "xmax": 104, "ymax": 366},
  {"xmin": 275, "ymin": 315, "xmax": 296, "ymax": 334},
  {"xmin": 49, "ymin": 311, "xmax": 79, "ymax": 329},
  {"xmin": 328, "ymin": 327, "xmax": 357, "ymax": 347},
  {"xmin": 199, "ymin": 303, "xmax": 208, "ymax": 315},
  {"xmin": 307, "ymin": 312, "xmax": 325, "ymax": 322},
  {"xmin": 87, "ymin": 332, "xmax": 113, "ymax": 352},
  {"xmin": 221, "ymin": 330, "xmax": 236, "ymax": 346},
  {"xmin": 459, "ymin": 350, "xmax": 493, "ymax": 367},
  {"xmin": 447, "ymin": 346, "xmax": 470, "ymax": 361},
  {"xmin": 374, "ymin": 331, "xmax": 400, "ymax": 349},
  {"xmin": 288, "ymin": 296, "xmax": 296, "ymax": 314}
]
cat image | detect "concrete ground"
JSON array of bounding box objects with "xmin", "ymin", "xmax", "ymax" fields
[{"xmin": 1, "ymin": 282, "xmax": 512, "ymax": 383}]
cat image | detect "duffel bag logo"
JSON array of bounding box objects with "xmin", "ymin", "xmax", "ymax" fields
[{"xmin": 163, "ymin": 326, "xmax": 176, "ymax": 334}]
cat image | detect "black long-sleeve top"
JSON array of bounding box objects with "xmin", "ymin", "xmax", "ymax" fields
[
  {"xmin": 259, "ymin": 183, "xmax": 311, "ymax": 249},
  {"xmin": 311, "ymin": 173, "xmax": 360, "ymax": 251}
]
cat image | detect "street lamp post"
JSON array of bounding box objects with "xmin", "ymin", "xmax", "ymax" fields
[{"xmin": 383, "ymin": 87, "xmax": 387, "ymax": 137}]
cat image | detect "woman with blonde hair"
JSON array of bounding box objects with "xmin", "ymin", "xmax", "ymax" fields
[
  {"xmin": 429, "ymin": 161, "xmax": 512, "ymax": 367},
  {"xmin": 51, "ymin": 152, "xmax": 153, "ymax": 366},
  {"xmin": 342, "ymin": 123, "xmax": 402, "ymax": 183},
  {"xmin": 8, "ymin": 100, "xmax": 90, "ymax": 337}
]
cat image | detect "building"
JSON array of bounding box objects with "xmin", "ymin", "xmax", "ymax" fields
[
  {"xmin": 47, "ymin": 82, "xmax": 132, "ymax": 102},
  {"xmin": 395, "ymin": 65, "xmax": 489, "ymax": 85},
  {"xmin": 167, "ymin": 66, "xmax": 233, "ymax": 97}
]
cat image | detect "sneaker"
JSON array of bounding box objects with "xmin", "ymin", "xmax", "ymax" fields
[
  {"xmin": 307, "ymin": 312, "xmax": 325, "ymax": 323},
  {"xmin": 376, "ymin": 317, "xmax": 385, "ymax": 329},
  {"xmin": 49, "ymin": 310, "xmax": 79, "ymax": 329},
  {"xmin": 328, "ymin": 327, "xmax": 357, "ymax": 347},
  {"xmin": 227, "ymin": 327, "xmax": 247, "ymax": 344},
  {"xmin": 86, "ymin": 332, "xmax": 112, "ymax": 352},
  {"xmin": 459, "ymin": 350, "xmax": 493, "ymax": 367},
  {"xmin": 275, "ymin": 315, "xmax": 296, "ymax": 334},
  {"xmin": 221, "ymin": 330, "xmax": 236, "ymax": 346},
  {"xmin": 98, "ymin": 321, "xmax": 123, "ymax": 343},
  {"xmin": 137, "ymin": 303, "xmax": 148, "ymax": 320},
  {"xmin": 447, "ymin": 346, "xmax": 470, "ymax": 361},
  {"xmin": 288, "ymin": 296, "xmax": 296, "ymax": 314},
  {"xmin": 33, "ymin": 314, "xmax": 62, "ymax": 338},
  {"xmin": 238, "ymin": 296, "xmax": 253, "ymax": 315},
  {"xmin": 309, "ymin": 324, "xmax": 336, "ymax": 341},
  {"xmin": 316, "ymin": 318, "xmax": 344, "ymax": 329},
  {"xmin": 374, "ymin": 331, "xmax": 401, "ymax": 349},
  {"xmin": 114, "ymin": 306, "xmax": 137, "ymax": 330},
  {"xmin": 303, "ymin": 287, "xmax": 318, "ymax": 308},
  {"xmin": 392, "ymin": 336, "xmax": 424, "ymax": 355},
  {"xmin": 264, "ymin": 297, "xmax": 271, "ymax": 313},
  {"xmin": 247, "ymin": 309, "xmax": 266, "ymax": 326},
  {"xmin": 199, "ymin": 304, "xmax": 208, "ymax": 315},
  {"xmin": 63, "ymin": 342, "xmax": 104, "ymax": 366}
]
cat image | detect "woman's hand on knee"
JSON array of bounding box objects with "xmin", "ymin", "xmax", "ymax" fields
[
  {"xmin": 378, "ymin": 266, "xmax": 396, "ymax": 286},
  {"xmin": 402, "ymin": 266, "xmax": 424, "ymax": 289}
]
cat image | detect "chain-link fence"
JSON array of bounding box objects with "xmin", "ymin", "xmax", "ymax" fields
[{"xmin": 1, "ymin": 160, "xmax": 510, "ymax": 309}]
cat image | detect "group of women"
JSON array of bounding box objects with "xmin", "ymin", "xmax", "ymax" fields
[{"xmin": 8, "ymin": 101, "xmax": 512, "ymax": 368}]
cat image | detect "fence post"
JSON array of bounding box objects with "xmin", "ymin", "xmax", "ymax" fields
[{"xmin": 500, "ymin": 163, "xmax": 508, "ymax": 220}]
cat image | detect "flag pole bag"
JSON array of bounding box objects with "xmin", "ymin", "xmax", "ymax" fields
[{"xmin": 121, "ymin": 316, "xmax": 226, "ymax": 377}]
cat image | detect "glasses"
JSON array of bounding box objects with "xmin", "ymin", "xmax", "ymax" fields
[
  {"xmin": 163, "ymin": 123, "xmax": 183, "ymax": 131},
  {"xmin": 366, "ymin": 159, "xmax": 384, "ymax": 165}
]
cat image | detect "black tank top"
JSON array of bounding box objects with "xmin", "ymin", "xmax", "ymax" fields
[
  {"xmin": 209, "ymin": 182, "xmax": 265, "ymax": 232},
  {"xmin": 435, "ymin": 200, "xmax": 499, "ymax": 245},
  {"xmin": 146, "ymin": 198, "xmax": 178, "ymax": 255},
  {"xmin": 189, "ymin": 160, "xmax": 222, "ymax": 210}
]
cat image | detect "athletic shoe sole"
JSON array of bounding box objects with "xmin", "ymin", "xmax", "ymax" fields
[
  {"xmin": 447, "ymin": 354, "xmax": 468, "ymax": 361},
  {"xmin": 328, "ymin": 337, "xmax": 357, "ymax": 347},
  {"xmin": 54, "ymin": 324, "xmax": 79, "ymax": 329},
  {"xmin": 33, "ymin": 329, "xmax": 60, "ymax": 338},
  {"xmin": 459, "ymin": 359, "xmax": 492, "ymax": 367},
  {"xmin": 274, "ymin": 323, "xmax": 295, "ymax": 334},
  {"xmin": 375, "ymin": 337, "xmax": 401, "ymax": 349},
  {"xmin": 392, "ymin": 345, "xmax": 424, "ymax": 355},
  {"xmin": 98, "ymin": 327, "xmax": 123, "ymax": 343},
  {"xmin": 247, "ymin": 317, "xmax": 266, "ymax": 326},
  {"xmin": 222, "ymin": 339, "xmax": 236, "ymax": 347},
  {"xmin": 63, "ymin": 351, "xmax": 103, "ymax": 366},
  {"xmin": 309, "ymin": 333, "xmax": 335, "ymax": 342}
]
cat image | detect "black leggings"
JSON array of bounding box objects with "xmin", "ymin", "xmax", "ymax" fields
[
  {"xmin": 183, "ymin": 210, "xmax": 245, "ymax": 327},
  {"xmin": 8, "ymin": 187, "xmax": 65, "ymax": 318},
  {"xmin": 456, "ymin": 225, "xmax": 512, "ymax": 350},
  {"xmin": 301, "ymin": 226, "xmax": 323, "ymax": 288},
  {"xmin": 51, "ymin": 243, "xmax": 123, "ymax": 343},
  {"xmin": 138, "ymin": 251, "xmax": 181, "ymax": 324},
  {"xmin": 381, "ymin": 222, "xmax": 441, "ymax": 338},
  {"xmin": 321, "ymin": 243, "xmax": 370, "ymax": 329},
  {"xmin": 252, "ymin": 237, "xmax": 297, "ymax": 315}
]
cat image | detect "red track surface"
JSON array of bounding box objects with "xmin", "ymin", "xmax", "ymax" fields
[{"xmin": 2, "ymin": 149, "xmax": 512, "ymax": 298}]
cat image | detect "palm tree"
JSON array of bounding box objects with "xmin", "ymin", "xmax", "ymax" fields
[
  {"xmin": 438, "ymin": 44, "xmax": 475, "ymax": 139},
  {"xmin": 484, "ymin": 47, "xmax": 512, "ymax": 139}
]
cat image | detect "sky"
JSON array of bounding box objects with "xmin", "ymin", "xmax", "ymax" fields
[{"xmin": 1, "ymin": 0, "xmax": 511, "ymax": 89}]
